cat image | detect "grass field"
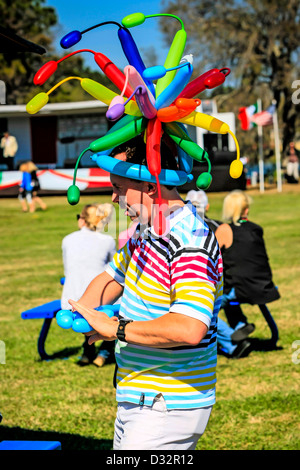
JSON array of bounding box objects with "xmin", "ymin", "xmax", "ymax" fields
[{"xmin": 0, "ymin": 184, "xmax": 299, "ymax": 450}]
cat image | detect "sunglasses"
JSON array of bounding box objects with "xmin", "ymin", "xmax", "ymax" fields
[{"xmin": 76, "ymin": 214, "xmax": 84, "ymax": 220}]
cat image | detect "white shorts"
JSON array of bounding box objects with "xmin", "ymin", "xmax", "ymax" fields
[{"xmin": 113, "ymin": 394, "xmax": 213, "ymax": 450}]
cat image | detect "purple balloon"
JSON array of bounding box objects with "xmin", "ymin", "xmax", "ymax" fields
[{"xmin": 106, "ymin": 103, "xmax": 125, "ymax": 121}]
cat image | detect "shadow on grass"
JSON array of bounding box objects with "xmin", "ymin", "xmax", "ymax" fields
[
  {"xmin": 218, "ymin": 336, "xmax": 283, "ymax": 359},
  {"xmin": 249, "ymin": 337, "xmax": 283, "ymax": 352},
  {"xmin": 38, "ymin": 346, "xmax": 82, "ymax": 362},
  {"xmin": 0, "ymin": 425, "xmax": 113, "ymax": 450}
]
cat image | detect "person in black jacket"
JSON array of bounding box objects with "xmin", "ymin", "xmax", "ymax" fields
[
  {"xmin": 215, "ymin": 190, "xmax": 280, "ymax": 330},
  {"xmin": 186, "ymin": 189, "xmax": 255, "ymax": 358}
]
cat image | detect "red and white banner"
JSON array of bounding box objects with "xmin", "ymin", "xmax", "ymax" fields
[{"xmin": 0, "ymin": 168, "xmax": 112, "ymax": 192}]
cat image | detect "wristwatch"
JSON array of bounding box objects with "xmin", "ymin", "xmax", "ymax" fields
[{"xmin": 116, "ymin": 319, "xmax": 133, "ymax": 342}]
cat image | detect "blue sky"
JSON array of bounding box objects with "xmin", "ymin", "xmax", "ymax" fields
[{"xmin": 46, "ymin": 0, "xmax": 171, "ymax": 71}]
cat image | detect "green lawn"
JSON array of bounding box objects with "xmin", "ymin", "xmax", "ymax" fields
[{"xmin": 0, "ymin": 186, "xmax": 299, "ymax": 450}]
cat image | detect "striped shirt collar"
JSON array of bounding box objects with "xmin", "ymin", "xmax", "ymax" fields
[{"xmin": 137, "ymin": 201, "xmax": 198, "ymax": 239}]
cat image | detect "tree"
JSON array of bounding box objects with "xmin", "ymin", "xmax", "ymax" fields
[
  {"xmin": 0, "ymin": 0, "xmax": 115, "ymax": 104},
  {"xmin": 160, "ymin": 0, "xmax": 300, "ymax": 154},
  {"xmin": 0, "ymin": 0, "xmax": 57, "ymax": 103}
]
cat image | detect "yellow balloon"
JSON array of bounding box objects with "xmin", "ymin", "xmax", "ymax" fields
[
  {"xmin": 26, "ymin": 92, "xmax": 49, "ymax": 114},
  {"xmin": 81, "ymin": 79, "xmax": 141, "ymax": 117},
  {"xmin": 229, "ymin": 159, "xmax": 243, "ymax": 178},
  {"xmin": 81, "ymin": 78, "xmax": 117, "ymax": 104},
  {"xmin": 177, "ymin": 111, "xmax": 230, "ymax": 134}
]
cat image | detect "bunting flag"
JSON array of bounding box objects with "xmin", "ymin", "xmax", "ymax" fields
[
  {"xmin": 238, "ymin": 104, "xmax": 258, "ymax": 130},
  {"xmin": 250, "ymin": 103, "xmax": 276, "ymax": 127}
]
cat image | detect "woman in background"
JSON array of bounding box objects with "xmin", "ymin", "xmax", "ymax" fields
[
  {"xmin": 215, "ymin": 190, "xmax": 280, "ymax": 330},
  {"xmin": 61, "ymin": 203, "xmax": 116, "ymax": 366}
]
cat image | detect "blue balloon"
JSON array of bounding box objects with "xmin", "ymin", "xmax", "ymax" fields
[
  {"xmin": 60, "ymin": 30, "xmax": 82, "ymax": 49},
  {"xmin": 155, "ymin": 63, "xmax": 193, "ymax": 110},
  {"xmin": 143, "ymin": 65, "xmax": 166, "ymax": 80},
  {"xmin": 72, "ymin": 318, "xmax": 93, "ymax": 333},
  {"xmin": 56, "ymin": 309, "xmax": 71, "ymax": 320},
  {"xmin": 56, "ymin": 312, "xmax": 73, "ymax": 330},
  {"xmin": 94, "ymin": 154, "xmax": 192, "ymax": 186},
  {"xmin": 95, "ymin": 304, "xmax": 120, "ymax": 315},
  {"xmin": 117, "ymin": 27, "xmax": 156, "ymax": 98},
  {"xmin": 56, "ymin": 305, "xmax": 120, "ymax": 334},
  {"xmin": 176, "ymin": 123, "xmax": 194, "ymax": 174}
]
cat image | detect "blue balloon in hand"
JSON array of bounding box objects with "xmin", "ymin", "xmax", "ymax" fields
[
  {"xmin": 56, "ymin": 309, "xmax": 92, "ymax": 333},
  {"xmin": 56, "ymin": 310, "xmax": 74, "ymax": 329},
  {"xmin": 72, "ymin": 313, "xmax": 93, "ymax": 333},
  {"xmin": 56, "ymin": 305, "xmax": 120, "ymax": 334}
]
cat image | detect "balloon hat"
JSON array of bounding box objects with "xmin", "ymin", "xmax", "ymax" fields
[{"xmin": 27, "ymin": 11, "xmax": 243, "ymax": 235}]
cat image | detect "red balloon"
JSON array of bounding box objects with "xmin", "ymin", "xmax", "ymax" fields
[
  {"xmin": 146, "ymin": 118, "xmax": 162, "ymax": 176},
  {"xmin": 94, "ymin": 53, "xmax": 134, "ymax": 98},
  {"xmin": 153, "ymin": 206, "xmax": 166, "ymax": 237},
  {"xmin": 177, "ymin": 67, "xmax": 231, "ymax": 99},
  {"xmin": 33, "ymin": 61, "xmax": 58, "ymax": 86},
  {"xmin": 146, "ymin": 118, "xmax": 167, "ymax": 236}
]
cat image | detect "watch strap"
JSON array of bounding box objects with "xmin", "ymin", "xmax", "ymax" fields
[{"xmin": 116, "ymin": 319, "xmax": 132, "ymax": 342}]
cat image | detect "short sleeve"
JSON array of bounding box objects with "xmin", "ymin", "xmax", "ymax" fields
[
  {"xmin": 169, "ymin": 248, "xmax": 223, "ymax": 328},
  {"xmin": 106, "ymin": 238, "xmax": 135, "ymax": 286}
]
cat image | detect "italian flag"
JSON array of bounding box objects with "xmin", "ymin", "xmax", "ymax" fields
[{"xmin": 238, "ymin": 103, "xmax": 258, "ymax": 131}]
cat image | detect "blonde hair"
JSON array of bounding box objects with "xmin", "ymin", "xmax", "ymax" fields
[
  {"xmin": 19, "ymin": 163, "xmax": 28, "ymax": 172},
  {"xmin": 222, "ymin": 190, "xmax": 252, "ymax": 225},
  {"xmin": 19, "ymin": 161, "xmax": 38, "ymax": 173},
  {"xmin": 80, "ymin": 203, "xmax": 114, "ymax": 232},
  {"xmin": 26, "ymin": 161, "xmax": 38, "ymax": 173}
]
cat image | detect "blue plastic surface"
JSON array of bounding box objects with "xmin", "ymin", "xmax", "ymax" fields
[
  {"xmin": 21, "ymin": 300, "xmax": 61, "ymax": 319},
  {"xmin": 0, "ymin": 440, "xmax": 61, "ymax": 450}
]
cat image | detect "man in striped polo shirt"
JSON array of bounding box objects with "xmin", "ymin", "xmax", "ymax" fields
[{"xmin": 69, "ymin": 136, "xmax": 223, "ymax": 450}]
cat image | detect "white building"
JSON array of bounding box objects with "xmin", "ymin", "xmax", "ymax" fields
[
  {"xmin": 0, "ymin": 98, "xmax": 242, "ymax": 194},
  {"xmin": 0, "ymin": 100, "xmax": 109, "ymax": 170}
]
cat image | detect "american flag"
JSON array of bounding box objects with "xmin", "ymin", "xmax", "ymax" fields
[{"xmin": 250, "ymin": 104, "xmax": 276, "ymax": 127}]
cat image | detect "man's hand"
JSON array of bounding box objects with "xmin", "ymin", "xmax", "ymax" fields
[{"xmin": 68, "ymin": 299, "xmax": 119, "ymax": 345}]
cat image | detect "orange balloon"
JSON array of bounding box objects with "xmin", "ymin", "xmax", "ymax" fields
[
  {"xmin": 157, "ymin": 98, "xmax": 200, "ymax": 122},
  {"xmin": 157, "ymin": 106, "xmax": 191, "ymax": 122},
  {"xmin": 175, "ymin": 98, "xmax": 201, "ymax": 110}
]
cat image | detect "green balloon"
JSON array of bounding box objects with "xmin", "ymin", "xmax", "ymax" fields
[
  {"xmin": 67, "ymin": 185, "xmax": 80, "ymax": 205},
  {"xmin": 165, "ymin": 122, "xmax": 208, "ymax": 162},
  {"xmin": 196, "ymin": 172, "xmax": 212, "ymax": 190},
  {"xmin": 122, "ymin": 13, "xmax": 146, "ymax": 28},
  {"xmin": 89, "ymin": 116, "xmax": 146, "ymax": 153}
]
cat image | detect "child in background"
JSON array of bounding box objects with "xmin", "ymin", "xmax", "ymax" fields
[
  {"xmin": 18, "ymin": 162, "xmax": 34, "ymax": 212},
  {"xmin": 18, "ymin": 161, "xmax": 46, "ymax": 212},
  {"xmin": 27, "ymin": 161, "xmax": 47, "ymax": 211}
]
